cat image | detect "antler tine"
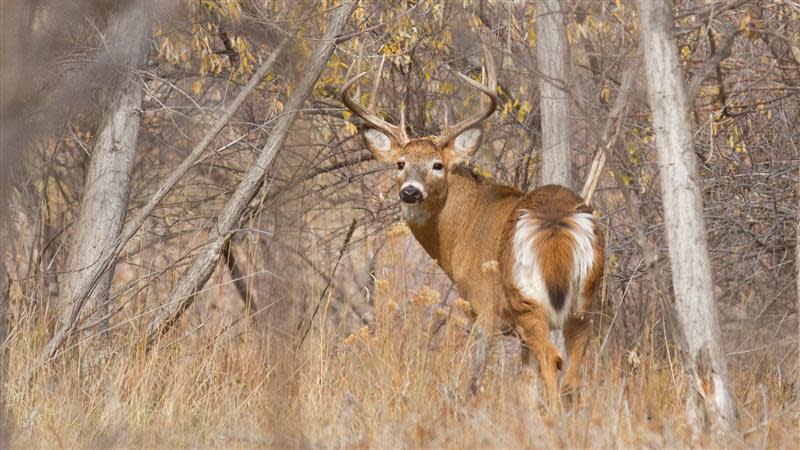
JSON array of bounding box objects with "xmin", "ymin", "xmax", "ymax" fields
[
  {"xmin": 341, "ymin": 71, "xmax": 409, "ymax": 146},
  {"xmin": 399, "ymin": 106, "xmax": 409, "ymax": 143},
  {"xmin": 434, "ymin": 46, "xmax": 499, "ymax": 148}
]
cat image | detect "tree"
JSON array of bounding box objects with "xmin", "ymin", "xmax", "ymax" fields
[
  {"xmin": 34, "ymin": 24, "xmax": 294, "ymax": 366},
  {"xmin": 144, "ymin": 0, "xmax": 358, "ymax": 345},
  {"xmin": 637, "ymin": 0, "xmax": 738, "ymax": 437},
  {"xmin": 61, "ymin": 3, "xmax": 152, "ymax": 348},
  {"xmin": 536, "ymin": 0, "xmax": 571, "ymax": 188}
]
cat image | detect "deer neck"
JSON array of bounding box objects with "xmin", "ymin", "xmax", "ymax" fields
[{"xmin": 402, "ymin": 167, "xmax": 483, "ymax": 278}]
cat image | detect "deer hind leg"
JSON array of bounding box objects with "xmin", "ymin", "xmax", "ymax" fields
[
  {"xmin": 562, "ymin": 256, "xmax": 603, "ymax": 399},
  {"xmin": 562, "ymin": 314, "xmax": 590, "ymax": 398},
  {"xmin": 517, "ymin": 305, "xmax": 562, "ymax": 410}
]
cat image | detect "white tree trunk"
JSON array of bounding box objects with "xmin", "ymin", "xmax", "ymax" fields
[
  {"xmin": 637, "ymin": 0, "xmax": 738, "ymax": 437},
  {"xmin": 536, "ymin": 0, "xmax": 571, "ymax": 188},
  {"xmin": 145, "ymin": 0, "xmax": 357, "ymax": 345},
  {"xmin": 63, "ymin": 5, "xmax": 151, "ymax": 338},
  {"xmin": 36, "ymin": 29, "xmax": 293, "ymax": 366}
]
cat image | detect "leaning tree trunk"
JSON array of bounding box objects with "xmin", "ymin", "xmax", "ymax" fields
[
  {"xmin": 34, "ymin": 30, "xmax": 294, "ymax": 368},
  {"xmin": 637, "ymin": 0, "xmax": 738, "ymax": 438},
  {"xmin": 145, "ymin": 0, "xmax": 357, "ymax": 346},
  {"xmin": 536, "ymin": 0, "xmax": 571, "ymax": 188},
  {"xmin": 62, "ymin": 4, "xmax": 152, "ymax": 349}
]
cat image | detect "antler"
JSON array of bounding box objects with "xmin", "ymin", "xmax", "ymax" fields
[
  {"xmin": 341, "ymin": 68, "xmax": 410, "ymax": 146},
  {"xmin": 433, "ymin": 46, "xmax": 499, "ymax": 148}
]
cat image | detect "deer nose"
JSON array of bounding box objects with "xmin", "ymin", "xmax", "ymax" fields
[{"xmin": 400, "ymin": 185, "xmax": 423, "ymax": 204}]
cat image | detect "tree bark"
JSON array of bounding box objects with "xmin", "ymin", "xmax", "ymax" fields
[
  {"xmin": 637, "ymin": 0, "xmax": 738, "ymax": 438},
  {"xmin": 33, "ymin": 23, "xmax": 296, "ymax": 368},
  {"xmin": 144, "ymin": 0, "xmax": 357, "ymax": 347},
  {"xmin": 62, "ymin": 4, "xmax": 152, "ymax": 345},
  {"xmin": 536, "ymin": 0, "xmax": 571, "ymax": 188}
]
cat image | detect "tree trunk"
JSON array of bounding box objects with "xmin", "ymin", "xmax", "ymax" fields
[
  {"xmin": 637, "ymin": 0, "xmax": 738, "ymax": 438},
  {"xmin": 61, "ymin": 4, "xmax": 152, "ymax": 348},
  {"xmin": 536, "ymin": 0, "xmax": 571, "ymax": 188},
  {"xmin": 34, "ymin": 29, "xmax": 294, "ymax": 368},
  {"xmin": 144, "ymin": 0, "xmax": 357, "ymax": 346}
]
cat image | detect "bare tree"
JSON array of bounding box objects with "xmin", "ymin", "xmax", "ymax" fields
[
  {"xmin": 536, "ymin": 0, "xmax": 571, "ymax": 188},
  {"xmin": 637, "ymin": 0, "xmax": 738, "ymax": 437},
  {"xmin": 33, "ymin": 24, "xmax": 295, "ymax": 367},
  {"xmin": 61, "ymin": 3, "xmax": 152, "ymax": 346},
  {"xmin": 144, "ymin": 0, "xmax": 358, "ymax": 346}
]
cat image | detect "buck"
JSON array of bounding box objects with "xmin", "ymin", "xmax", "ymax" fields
[{"xmin": 341, "ymin": 50, "xmax": 604, "ymax": 409}]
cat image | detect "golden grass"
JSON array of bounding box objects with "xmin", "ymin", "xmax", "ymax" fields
[
  {"xmin": 5, "ymin": 284, "xmax": 799, "ymax": 449},
  {"xmin": 3, "ymin": 230, "xmax": 799, "ymax": 448}
]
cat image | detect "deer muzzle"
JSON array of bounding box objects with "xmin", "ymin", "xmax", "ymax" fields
[{"xmin": 400, "ymin": 183, "xmax": 425, "ymax": 204}]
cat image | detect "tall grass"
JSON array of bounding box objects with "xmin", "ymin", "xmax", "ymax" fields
[{"xmin": 3, "ymin": 228, "xmax": 798, "ymax": 449}]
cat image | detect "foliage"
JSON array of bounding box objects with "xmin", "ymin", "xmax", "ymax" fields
[{"xmin": 2, "ymin": 0, "xmax": 798, "ymax": 447}]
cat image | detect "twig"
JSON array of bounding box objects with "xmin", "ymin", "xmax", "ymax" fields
[
  {"xmin": 687, "ymin": 24, "xmax": 739, "ymax": 107},
  {"xmin": 222, "ymin": 239, "xmax": 255, "ymax": 311},
  {"xmin": 580, "ymin": 64, "xmax": 636, "ymax": 203},
  {"xmin": 143, "ymin": 1, "xmax": 357, "ymax": 349},
  {"xmin": 27, "ymin": 23, "xmax": 299, "ymax": 374},
  {"xmin": 297, "ymin": 218, "xmax": 358, "ymax": 348}
]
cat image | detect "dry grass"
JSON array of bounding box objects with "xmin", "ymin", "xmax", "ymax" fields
[
  {"xmin": 5, "ymin": 306, "xmax": 799, "ymax": 448},
  {"xmin": 3, "ymin": 229, "xmax": 799, "ymax": 449}
]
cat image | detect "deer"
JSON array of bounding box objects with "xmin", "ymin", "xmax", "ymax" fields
[{"xmin": 341, "ymin": 48, "xmax": 604, "ymax": 410}]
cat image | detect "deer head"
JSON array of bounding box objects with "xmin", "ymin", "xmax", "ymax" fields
[{"xmin": 341, "ymin": 48, "xmax": 499, "ymax": 220}]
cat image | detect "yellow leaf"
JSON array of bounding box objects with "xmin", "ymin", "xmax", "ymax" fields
[
  {"xmin": 191, "ymin": 80, "xmax": 202, "ymax": 95},
  {"xmin": 739, "ymin": 14, "xmax": 752, "ymax": 32},
  {"xmin": 600, "ymin": 85, "xmax": 610, "ymax": 102}
]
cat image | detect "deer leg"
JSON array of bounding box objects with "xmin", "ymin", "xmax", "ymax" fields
[
  {"xmin": 563, "ymin": 256, "xmax": 602, "ymax": 399},
  {"xmin": 562, "ymin": 314, "xmax": 590, "ymax": 398},
  {"xmin": 517, "ymin": 305, "xmax": 562, "ymax": 410},
  {"xmin": 468, "ymin": 314, "xmax": 496, "ymax": 395}
]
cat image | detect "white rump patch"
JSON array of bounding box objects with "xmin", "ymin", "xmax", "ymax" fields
[
  {"xmin": 569, "ymin": 212, "xmax": 597, "ymax": 284},
  {"xmin": 512, "ymin": 210, "xmax": 597, "ymax": 328}
]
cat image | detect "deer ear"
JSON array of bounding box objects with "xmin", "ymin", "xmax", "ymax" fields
[
  {"xmin": 448, "ymin": 127, "xmax": 483, "ymax": 160},
  {"xmin": 363, "ymin": 128, "xmax": 395, "ymax": 161}
]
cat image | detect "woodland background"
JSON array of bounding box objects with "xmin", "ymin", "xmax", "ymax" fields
[{"xmin": 0, "ymin": 0, "xmax": 798, "ymax": 448}]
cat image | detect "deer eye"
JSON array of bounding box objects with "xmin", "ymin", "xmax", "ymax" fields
[
  {"xmin": 396, "ymin": 161, "xmax": 405, "ymax": 170},
  {"xmin": 432, "ymin": 162, "xmax": 444, "ymax": 171}
]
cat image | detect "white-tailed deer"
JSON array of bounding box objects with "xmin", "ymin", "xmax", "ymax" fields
[{"xmin": 341, "ymin": 49, "xmax": 604, "ymax": 409}]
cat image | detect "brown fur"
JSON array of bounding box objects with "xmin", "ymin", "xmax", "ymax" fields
[{"xmin": 359, "ymin": 133, "xmax": 604, "ymax": 410}]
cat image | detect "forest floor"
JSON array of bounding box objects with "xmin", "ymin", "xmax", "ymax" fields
[{"xmin": 4, "ymin": 281, "xmax": 799, "ymax": 449}]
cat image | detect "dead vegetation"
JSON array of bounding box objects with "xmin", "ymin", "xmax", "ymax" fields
[{"xmin": 1, "ymin": 0, "xmax": 799, "ymax": 448}]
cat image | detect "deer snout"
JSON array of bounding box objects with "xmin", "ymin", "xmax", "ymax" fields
[{"xmin": 400, "ymin": 183, "xmax": 425, "ymax": 204}]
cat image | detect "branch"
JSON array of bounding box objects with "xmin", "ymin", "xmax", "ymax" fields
[
  {"xmin": 297, "ymin": 218, "xmax": 358, "ymax": 348},
  {"xmin": 687, "ymin": 24, "xmax": 739, "ymax": 107},
  {"xmin": 580, "ymin": 65, "xmax": 636, "ymax": 204},
  {"xmin": 29, "ymin": 23, "xmax": 299, "ymax": 372},
  {"xmin": 144, "ymin": 0, "xmax": 357, "ymax": 349}
]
